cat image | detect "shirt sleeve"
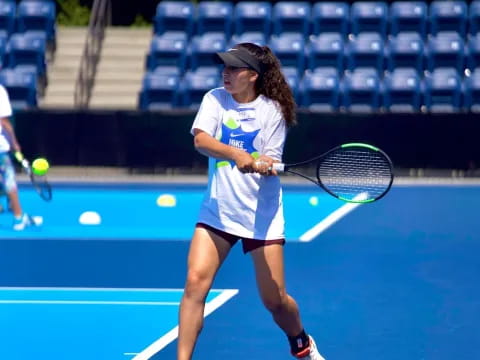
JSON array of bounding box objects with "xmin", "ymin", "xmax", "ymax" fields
[
  {"xmin": 262, "ymin": 105, "xmax": 287, "ymax": 161},
  {"xmin": 0, "ymin": 86, "xmax": 12, "ymax": 119},
  {"xmin": 190, "ymin": 91, "xmax": 220, "ymax": 137}
]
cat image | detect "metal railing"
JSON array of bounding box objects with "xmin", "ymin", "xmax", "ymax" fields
[{"xmin": 74, "ymin": 0, "xmax": 111, "ymax": 108}]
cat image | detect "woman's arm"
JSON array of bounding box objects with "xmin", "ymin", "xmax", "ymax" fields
[
  {"xmin": 1, "ymin": 118, "xmax": 21, "ymax": 152},
  {"xmin": 193, "ymin": 128, "xmax": 256, "ymax": 173}
]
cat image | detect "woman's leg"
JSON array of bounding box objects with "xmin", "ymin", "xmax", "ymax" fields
[
  {"xmin": 177, "ymin": 226, "xmax": 233, "ymax": 360},
  {"xmin": 7, "ymin": 189, "xmax": 22, "ymax": 217},
  {"xmin": 250, "ymin": 243, "xmax": 304, "ymax": 336}
]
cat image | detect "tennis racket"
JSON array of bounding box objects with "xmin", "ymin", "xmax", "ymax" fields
[
  {"xmin": 19, "ymin": 158, "xmax": 53, "ymax": 202},
  {"xmin": 268, "ymin": 143, "xmax": 394, "ymax": 203}
]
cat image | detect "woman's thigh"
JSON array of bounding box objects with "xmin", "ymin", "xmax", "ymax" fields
[{"xmin": 185, "ymin": 225, "xmax": 234, "ymax": 289}]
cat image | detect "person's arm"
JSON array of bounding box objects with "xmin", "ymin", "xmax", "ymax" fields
[
  {"xmin": 1, "ymin": 118, "xmax": 21, "ymax": 153},
  {"xmin": 193, "ymin": 128, "xmax": 256, "ymax": 173}
]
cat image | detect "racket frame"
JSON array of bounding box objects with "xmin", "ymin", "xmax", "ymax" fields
[{"xmin": 275, "ymin": 142, "xmax": 394, "ymax": 203}]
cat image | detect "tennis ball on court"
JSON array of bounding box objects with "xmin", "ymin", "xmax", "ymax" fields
[
  {"xmin": 32, "ymin": 158, "xmax": 49, "ymax": 176},
  {"xmin": 309, "ymin": 196, "xmax": 319, "ymax": 206}
]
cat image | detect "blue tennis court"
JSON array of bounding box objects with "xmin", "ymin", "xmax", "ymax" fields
[{"xmin": 0, "ymin": 181, "xmax": 479, "ymax": 359}]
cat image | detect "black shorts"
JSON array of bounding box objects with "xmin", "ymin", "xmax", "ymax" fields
[{"xmin": 196, "ymin": 223, "xmax": 285, "ymax": 254}]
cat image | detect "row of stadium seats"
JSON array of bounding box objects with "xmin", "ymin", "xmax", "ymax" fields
[
  {"xmin": 0, "ymin": 32, "xmax": 48, "ymax": 97},
  {"xmin": 146, "ymin": 31, "xmax": 480, "ymax": 75},
  {"xmin": 0, "ymin": 0, "xmax": 55, "ymax": 107},
  {"xmin": 0, "ymin": 68, "xmax": 37, "ymax": 109},
  {"xmin": 139, "ymin": 68, "xmax": 480, "ymax": 114},
  {"xmin": 153, "ymin": 1, "xmax": 480, "ymax": 40},
  {"xmin": 0, "ymin": 0, "xmax": 56, "ymax": 47}
]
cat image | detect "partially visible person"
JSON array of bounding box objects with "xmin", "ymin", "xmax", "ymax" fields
[
  {"xmin": 177, "ymin": 43, "xmax": 325, "ymax": 359},
  {"xmin": 0, "ymin": 84, "xmax": 33, "ymax": 230}
]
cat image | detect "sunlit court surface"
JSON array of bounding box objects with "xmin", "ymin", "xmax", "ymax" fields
[{"xmin": 0, "ymin": 175, "xmax": 479, "ymax": 360}]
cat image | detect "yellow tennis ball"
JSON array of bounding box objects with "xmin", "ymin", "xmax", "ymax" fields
[{"xmin": 32, "ymin": 158, "xmax": 49, "ymax": 176}]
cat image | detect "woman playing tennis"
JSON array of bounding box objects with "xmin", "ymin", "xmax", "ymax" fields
[
  {"xmin": 0, "ymin": 84, "xmax": 33, "ymax": 230},
  {"xmin": 177, "ymin": 43, "xmax": 325, "ymax": 360}
]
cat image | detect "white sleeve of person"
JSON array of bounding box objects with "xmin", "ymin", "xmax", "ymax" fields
[{"xmin": 0, "ymin": 85, "xmax": 13, "ymax": 119}]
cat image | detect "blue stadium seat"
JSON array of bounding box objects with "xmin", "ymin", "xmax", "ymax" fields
[
  {"xmin": 197, "ymin": 2, "xmax": 233, "ymax": 39},
  {"xmin": 387, "ymin": 32, "xmax": 425, "ymax": 73},
  {"xmin": 307, "ymin": 32, "xmax": 344, "ymax": 72},
  {"xmin": 180, "ymin": 70, "xmax": 221, "ymax": 108},
  {"xmin": 429, "ymin": 1, "xmax": 468, "ymax": 37},
  {"xmin": 300, "ymin": 69, "xmax": 340, "ymax": 112},
  {"xmin": 426, "ymin": 32, "xmax": 465, "ymax": 73},
  {"xmin": 7, "ymin": 33, "xmax": 47, "ymax": 80},
  {"xmin": 467, "ymin": 34, "xmax": 480, "ymax": 71},
  {"xmin": 272, "ymin": 2, "xmax": 311, "ymax": 38},
  {"xmin": 469, "ymin": 1, "xmax": 480, "ymax": 36},
  {"xmin": 424, "ymin": 68, "xmax": 462, "ymax": 113},
  {"xmin": 230, "ymin": 32, "xmax": 267, "ymax": 47},
  {"xmin": 342, "ymin": 69, "xmax": 381, "ymax": 113},
  {"xmin": 146, "ymin": 35, "xmax": 188, "ymax": 73},
  {"xmin": 189, "ymin": 33, "xmax": 227, "ymax": 72},
  {"xmin": 153, "ymin": 1, "xmax": 195, "ymax": 37},
  {"xmin": 383, "ymin": 68, "xmax": 423, "ymax": 113},
  {"xmin": 268, "ymin": 33, "xmax": 306, "ymax": 73},
  {"xmin": 0, "ymin": 69, "xmax": 37, "ymax": 110},
  {"xmin": 350, "ymin": 2, "xmax": 388, "ymax": 39},
  {"xmin": 138, "ymin": 72, "xmax": 181, "ymax": 110},
  {"xmin": 282, "ymin": 67, "xmax": 300, "ymax": 103},
  {"xmin": 311, "ymin": 2, "xmax": 349, "ymax": 39},
  {"xmin": 0, "ymin": 34, "xmax": 6, "ymax": 69},
  {"xmin": 390, "ymin": 1, "xmax": 428, "ymax": 38},
  {"xmin": 346, "ymin": 32, "xmax": 384, "ymax": 73},
  {"xmin": 234, "ymin": 2, "xmax": 271, "ymax": 38},
  {"xmin": 0, "ymin": 1, "xmax": 15, "ymax": 37},
  {"xmin": 17, "ymin": 0, "xmax": 56, "ymax": 46},
  {"xmin": 463, "ymin": 69, "xmax": 480, "ymax": 112}
]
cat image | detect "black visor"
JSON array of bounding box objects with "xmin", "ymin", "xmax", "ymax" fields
[{"xmin": 214, "ymin": 47, "xmax": 263, "ymax": 74}]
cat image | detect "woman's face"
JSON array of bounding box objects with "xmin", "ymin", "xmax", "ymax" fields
[{"xmin": 222, "ymin": 66, "xmax": 258, "ymax": 97}]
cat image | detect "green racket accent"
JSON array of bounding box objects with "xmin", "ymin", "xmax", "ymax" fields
[
  {"xmin": 341, "ymin": 143, "xmax": 380, "ymax": 151},
  {"xmin": 337, "ymin": 196, "xmax": 376, "ymax": 204}
]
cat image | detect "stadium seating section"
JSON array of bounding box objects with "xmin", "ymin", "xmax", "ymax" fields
[
  {"xmin": 0, "ymin": 0, "xmax": 55, "ymax": 110},
  {"xmin": 140, "ymin": 0, "xmax": 480, "ymax": 113}
]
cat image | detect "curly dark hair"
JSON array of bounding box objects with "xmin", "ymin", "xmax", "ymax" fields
[{"xmin": 235, "ymin": 43, "xmax": 297, "ymax": 127}]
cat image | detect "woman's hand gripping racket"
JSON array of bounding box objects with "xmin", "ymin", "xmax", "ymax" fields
[
  {"xmin": 259, "ymin": 143, "xmax": 394, "ymax": 203},
  {"xmin": 14, "ymin": 152, "xmax": 53, "ymax": 202}
]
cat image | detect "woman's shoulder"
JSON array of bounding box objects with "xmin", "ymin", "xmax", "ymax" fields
[
  {"xmin": 258, "ymin": 95, "xmax": 282, "ymax": 113},
  {"xmin": 202, "ymin": 87, "xmax": 231, "ymax": 106}
]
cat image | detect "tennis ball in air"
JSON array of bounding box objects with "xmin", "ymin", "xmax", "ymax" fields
[
  {"xmin": 32, "ymin": 158, "xmax": 49, "ymax": 176},
  {"xmin": 309, "ymin": 196, "xmax": 319, "ymax": 206}
]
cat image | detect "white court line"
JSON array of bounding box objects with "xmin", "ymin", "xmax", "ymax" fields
[
  {"xmin": 0, "ymin": 300, "xmax": 180, "ymax": 306},
  {"xmin": 299, "ymin": 193, "xmax": 367, "ymax": 242},
  {"xmin": 129, "ymin": 289, "xmax": 239, "ymax": 360},
  {"xmin": 0, "ymin": 287, "xmax": 188, "ymax": 292}
]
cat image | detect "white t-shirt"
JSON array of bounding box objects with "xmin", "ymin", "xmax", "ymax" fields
[
  {"xmin": 191, "ymin": 88, "xmax": 287, "ymax": 240},
  {"xmin": 0, "ymin": 85, "xmax": 13, "ymax": 153}
]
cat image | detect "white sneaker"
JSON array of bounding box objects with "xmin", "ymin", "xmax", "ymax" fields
[
  {"xmin": 294, "ymin": 336, "xmax": 326, "ymax": 360},
  {"xmin": 13, "ymin": 213, "xmax": 33, "ymax": 231}
]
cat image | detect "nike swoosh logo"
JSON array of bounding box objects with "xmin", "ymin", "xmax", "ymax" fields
[{"xmin": 231, "ymin": 133, "xmax": 244, "ymax": 137}]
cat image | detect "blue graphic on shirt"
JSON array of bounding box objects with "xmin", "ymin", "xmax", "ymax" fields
[{"xmin": 216, "ymin": 122, "xmax": 260, "ymax": 169}]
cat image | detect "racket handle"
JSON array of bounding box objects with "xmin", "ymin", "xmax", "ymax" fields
[
  {"xmin": 272, "ymin": 163, "xmax": 285, "ymax": 172},
  {"xmin": 254, "ymin": 161, "xmax": 285, "ymax": 173}
]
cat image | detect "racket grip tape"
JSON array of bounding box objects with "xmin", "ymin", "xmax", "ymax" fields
[{"xmin": 272, "ymin": 163, "xmax": 285, "ymax": 172}]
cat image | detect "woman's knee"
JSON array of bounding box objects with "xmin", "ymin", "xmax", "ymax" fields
[
  {"xmin": 262, "ymin": 289, "xmax": 289, "ymax": 314},
  {"xmin": 183, "ymin": 269, "xmax": 213, "ymax": 299}
]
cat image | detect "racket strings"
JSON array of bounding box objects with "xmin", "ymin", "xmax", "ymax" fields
[
  {"xmin": 317, "ymin": 149, "xmax": 392, "ymax": 201},
  {"xmin": 31, "ymin": 173, "xmax": 52, "ymax": 201}
]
